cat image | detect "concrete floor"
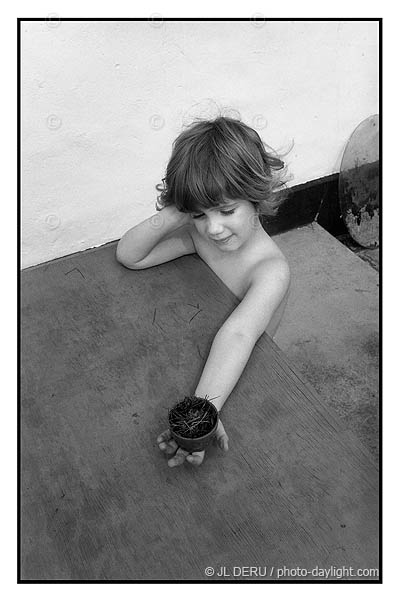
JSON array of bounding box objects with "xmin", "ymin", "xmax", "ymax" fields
[
  {"xmin": 21, "ymin": 219, "xmax": 379, "ymax": 471},
  {"xmin": 336, "ymin": 232, "xmax": 379, "ymax": 272},
  {"xmin": 273, "ymin": 223, "xmax": 379, "ymax": 465},
  {"xmin": 21, "ymin": 240, "xmax": 379, "ymax": 579}
]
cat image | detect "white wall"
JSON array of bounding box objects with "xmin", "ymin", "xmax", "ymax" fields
[{"xmin": 21, "ymin": 20, "xmax": 378, "ymax": 268}]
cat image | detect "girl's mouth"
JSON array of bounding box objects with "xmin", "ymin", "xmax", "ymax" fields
[{"xmin": 212, "ymin": 234, "xmax": 233, "ymax": 245}]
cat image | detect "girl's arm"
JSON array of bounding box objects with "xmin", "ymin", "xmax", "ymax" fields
[
  {"xmin": 116, "ymin": 205, "xmax": 192, "ymax": 268},
  {"xmin": 195, "ymin": 257, "xmax": 290, "ymax": 412},
  {"xmin": 158, "ymin": 255, "xmax": 290, "ymax": 467},
  {"xmin": 194, "ymin": 327, "xmax": 255, "ymax": 412}
]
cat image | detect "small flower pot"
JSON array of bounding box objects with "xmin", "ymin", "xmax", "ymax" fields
[{"xmin": 168, "ymin": 395, "xmax": 219, "ymax": 453}]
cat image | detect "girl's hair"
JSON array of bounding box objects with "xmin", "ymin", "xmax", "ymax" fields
[{"xmin": 156, "ymin": 116, "xmax": 288, "ymax": 217}]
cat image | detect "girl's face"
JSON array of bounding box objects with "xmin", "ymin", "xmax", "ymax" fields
[{"xmin": 190, "ymin": 199, "xmax": 261, "ymax": 253}]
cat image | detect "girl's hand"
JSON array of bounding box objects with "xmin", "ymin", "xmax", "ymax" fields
[
  {"xmin": 157, "ymin": 419, "xmax": 229, "ymax": 467},
  {"xmin": 155, "ymin": 202, "xmax": 192, "ymax": 227}
]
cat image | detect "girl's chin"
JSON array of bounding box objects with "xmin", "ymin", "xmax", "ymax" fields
[{"xmin": 217, "ymin": 238, "xmax": 241, "ymax": 252}]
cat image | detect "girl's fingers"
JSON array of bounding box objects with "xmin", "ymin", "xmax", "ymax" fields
[
  {"xmin": 158, "ymin": 424, "xmax": 226, "ymax": 466},
  {"xmin": 218, "ymin": 434, "xmax": 229, "ymax": 451},
  {"xmin": 157, "ymin": 429, "xmax": 171, "ymax": 444},
  {"xmin": 186, "ymin": 451, "xmax": 205, "ymax": 466},
  {"xmin": 157, "ymin": 430, "xmax": 178, "ymax": 455},
  {"xmin": 160, "ymin": 440, "xmax": 178, "ymax": 455},
  {"xmin": 216, "ymin": 420, "xmax": 229, "ymax": 451},
  {"xmin": 168, "ymin": 447, "xmax": 189, "ymax": 468}
]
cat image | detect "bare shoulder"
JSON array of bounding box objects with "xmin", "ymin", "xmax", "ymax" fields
[
  {"xmin": 247, "ymin": 253, "xmax": 290, "ymax": 320},
  {"xmin": 221, "ymin": 250, "xmax": 290, "ymax": 340},
  {"xmin": 249, "ymin": 246, "xmax": 290, "ymax": 290}
]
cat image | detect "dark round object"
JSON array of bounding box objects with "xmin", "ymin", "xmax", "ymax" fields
[
  {"xmin": 339, "ymin": 114, "xmax": 379, "ymax": 248},
  {"xmin": 168, "ymin": 397, "xmax": 219, "ymax": 453}
]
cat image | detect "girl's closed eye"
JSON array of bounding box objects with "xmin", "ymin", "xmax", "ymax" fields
[{"xmin": 192, "ymin": 209, "xmax": 235, "ymax": 219}]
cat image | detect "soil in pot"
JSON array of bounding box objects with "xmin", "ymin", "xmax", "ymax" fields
[{"xmin": 168, "ymin": 395, "xmax": 219, "ymax": 453}]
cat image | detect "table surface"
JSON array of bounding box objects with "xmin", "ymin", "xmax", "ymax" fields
[{"xmin": 20, "ymin": 242, "xmax": 379, "ymax": 581}]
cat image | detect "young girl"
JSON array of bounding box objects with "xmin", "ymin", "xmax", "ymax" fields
[{"xmin": 116, "ymin": 116, "xmax": 290, "ymax": 468}]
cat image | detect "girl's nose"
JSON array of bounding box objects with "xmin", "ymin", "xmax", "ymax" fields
[{"xmin": 206, "ymin": 216, "xmax": 225, "ymax": 236}]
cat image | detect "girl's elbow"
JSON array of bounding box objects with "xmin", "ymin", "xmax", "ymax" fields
[
  {"xmin": 116, "ymin": 245, "xmax": 127, "ymax": 266},
  {"xmin": 116, "ymin": 245, "xmax": 135, "ymax": 269}
]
